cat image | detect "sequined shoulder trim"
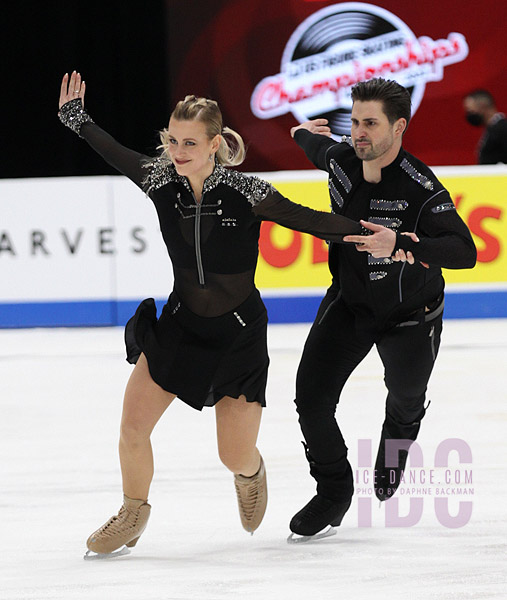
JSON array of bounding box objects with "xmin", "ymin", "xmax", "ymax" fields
[
  {"xmin": 341, "ymin": 135, "xmax": 354, "ymax": 147},
  {"xmin": 222, "ymin": 168, "xmax": 274, "ymax": 206},
  {"xmin": 142, "ymin": 156, "xmax": 191, "ymax": 194},
  {"xmin": 142, "ymin": 159, "xmax": 273, "ymax": 204},
  {"xmin": 400, "ymin": 158, "xmax": 434, "ymax": 191}
]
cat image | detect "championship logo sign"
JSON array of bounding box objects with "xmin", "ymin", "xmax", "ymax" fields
[{"xmin": 251, "ymin": 2, "xmax": 469, "ymax": 135}]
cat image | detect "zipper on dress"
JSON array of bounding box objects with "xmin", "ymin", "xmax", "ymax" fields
[{"xmin": 191, "ymin": 192, "xmax": 206, "ymax": 288}]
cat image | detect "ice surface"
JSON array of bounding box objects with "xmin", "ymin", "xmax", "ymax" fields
[{"xmin": 1, "ymin": 320, "xmax": 506, "ymax": 599}]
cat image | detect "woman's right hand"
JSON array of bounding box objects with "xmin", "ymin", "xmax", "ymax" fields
[{"xmin": 59, "ymin": 71, "xmax": 86, "ymax": 110}]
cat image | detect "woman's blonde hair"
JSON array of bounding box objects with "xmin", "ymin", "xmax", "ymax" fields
[{"xmin": 158, "ymin": 95, "xmax": 246, "ymax": 167}]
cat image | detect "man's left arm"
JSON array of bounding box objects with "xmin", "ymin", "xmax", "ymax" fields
[
  {"xmin": 393, "ymin": 190, "xmax": 477, "ymax": 269},
  {"xmin": 344, "ymin": 191, "xmax": 477, "ymax": 269}
]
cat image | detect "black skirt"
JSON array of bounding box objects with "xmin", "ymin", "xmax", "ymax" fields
[{"xmin": 124, "ymin": 289, "xmax": 269, "ymax": 410}]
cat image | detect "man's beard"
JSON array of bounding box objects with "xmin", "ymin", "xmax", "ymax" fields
[{"xmin": 353, "ymin": 134, "xmax": 394, "ymax": 162}]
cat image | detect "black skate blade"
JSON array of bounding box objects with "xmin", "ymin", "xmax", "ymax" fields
[
  {"xmin": 83, "ymin": 546, "xmax": 131, "ymax": 560},
  {"xmin": 287, "ymin": 525, "xmax": 337, "ymax": 544}
]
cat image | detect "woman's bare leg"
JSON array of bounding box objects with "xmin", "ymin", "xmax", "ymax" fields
[
  {"xmin": 215, "ymin": 395, "xmax": 262, "ymax": 476},
  {"xmin": 215, "ymin": 396, "xmax": 267, "ymax": 532},
  {"xmin": 119, "ymin": 353, "xmax": 176, "ymax": 500}
]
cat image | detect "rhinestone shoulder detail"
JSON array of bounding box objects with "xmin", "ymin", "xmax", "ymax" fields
[
  {"xmin": 142, "ymin": 159, "xmax": 273, "ymax": 204},
  {"xmin": 58, "ymin": 99, "xmax": 94, "ymax": 137},
  {"xmin": 400, "ymin": 158, "xmax": 434, "ymax": 191},
  {"xmin": 142, "ymin": 156, "xmax": 192, "ymax": 194},
  {"xmin": 222, "ymin": 168, "xmax": 274, "ymax": 206}
]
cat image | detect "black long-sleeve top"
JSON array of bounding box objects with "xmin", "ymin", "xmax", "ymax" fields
[
  {"xmin": 58, "ymin": 99, "xmax": 362, "ymax": 317},
  {"xmin": 294, "ymin": 129, "xmax": 477, "ymax": 330}
]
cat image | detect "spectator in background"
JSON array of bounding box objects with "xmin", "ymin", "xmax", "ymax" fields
[{"xmin": 463, "ymin": 90, "xmax": 507, "ymax": 164}]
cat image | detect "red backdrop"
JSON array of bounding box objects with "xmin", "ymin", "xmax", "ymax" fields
[{"xmin": 167, "ymin": 0, "xmax": 507, "ymax": 170}]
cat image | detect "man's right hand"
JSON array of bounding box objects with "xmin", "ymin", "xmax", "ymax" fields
[{"xmin": 290, "ymin": 119, "xmax": 332, "ymax": 138}]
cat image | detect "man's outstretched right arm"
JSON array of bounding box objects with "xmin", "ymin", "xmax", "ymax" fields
[{"xmin": 291, "ymin": 119, "xmax": 337, "ymax": 171}]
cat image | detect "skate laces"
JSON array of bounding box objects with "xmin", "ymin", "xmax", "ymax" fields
[
  {"xmin": 97, "ymin": 504, "xmax": 141, "ymax": 539},
  {"xmin": 235, "ymin": 473, "xmax": 263, "ymax": 519}
]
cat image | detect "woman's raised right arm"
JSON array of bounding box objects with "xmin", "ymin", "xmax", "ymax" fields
[{"xmin": 58, "ymin": 72, "xmax": 149, "ymax": 189}]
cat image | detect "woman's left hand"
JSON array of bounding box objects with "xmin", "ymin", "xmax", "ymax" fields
[{"xmin": 393, "ymin": 232, "xmax": 429, "ymax": 268}]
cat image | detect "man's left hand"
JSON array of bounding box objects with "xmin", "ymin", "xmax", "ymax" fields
[{"xmin": 343, "ymin": 220, "xmax": 396, "ymax": 258}]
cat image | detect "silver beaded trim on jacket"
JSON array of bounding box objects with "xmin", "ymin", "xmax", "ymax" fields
[
  {"xmin": 330, "ymin": 159, "xmax": 352, "ymax": 193},
  {"xmin": 370, "ymin": 199, "xmax": 408, "ymax": 211},
  {"xmin": 400, "ymin": 158, "xmax": 434, "ymax": 190},
  {"xmin": 58, "ymin": 99, "xmax": 94, "ymax": 137},
  {"xmin": 173, "ymin": 191, "xmax": 222, "ymax": 219},
  {"xmin": 328, "ymin": 180, "xmax": 344, "ymax": 208},
  {"xmin": 341, "ymin": 135, "xmax": 354, "ymax": 147},
  {"xmin": 368, "ymin": 216, "xmax": 402, "ymax": 229},
  {"xmin": 369, "ymin": 271, "xmax": 388, "ymax": 281},
  {"xmin": 368, "ymin": 256, "xmax": 393, "ymax": 265}
]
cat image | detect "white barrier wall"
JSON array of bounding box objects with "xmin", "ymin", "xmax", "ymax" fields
[{"xmin": 1, "ymin": 177, "xmax": 170, "ymax": 326}]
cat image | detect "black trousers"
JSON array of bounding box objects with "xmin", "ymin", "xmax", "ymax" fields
[{"xmin": 295, "ymin": 288, "xmax": 443, "ymax": 501}]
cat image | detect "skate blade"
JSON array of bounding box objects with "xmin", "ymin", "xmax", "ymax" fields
[
  {"xmin": 83, "ymin": 546, "xmax": 131, "ymax": 560},
  {"xmin": 287, "ymin": 525, "xmax": 337, "ymax": 544}
]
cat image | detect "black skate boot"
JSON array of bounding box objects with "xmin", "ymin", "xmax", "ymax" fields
[
  {"xmin": 289, "ymin": 443, "xmax": 353, "ymax": 541},
  {"xmin": 374, "ymin": 406, "xmax": 428, "ymax": 502},
  {"xmin": 289, "ymin": 494, "xmax": 352, "ymax": 537}
]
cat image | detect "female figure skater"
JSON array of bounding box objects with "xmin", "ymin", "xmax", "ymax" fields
[{"xmin": 58, "ymin": 71, "xmax": 362, "ymax": 558}]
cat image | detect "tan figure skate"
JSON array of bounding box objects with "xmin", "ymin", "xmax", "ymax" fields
[
  {"xmin": 84, "ymin": 494, "xmax": 151, "ymax": 560},
  {"xmin": 234, "ymin": 455, "xmax": 267, "ymax": 534}
]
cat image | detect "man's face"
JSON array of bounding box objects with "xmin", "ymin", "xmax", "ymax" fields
[
  {"xmin": 351, "ymin": 100, "xmax": 401, "ymax": 162},
  {"xmin": 463, "ymin": 97, "xmax": 485, "ymax": 127}
]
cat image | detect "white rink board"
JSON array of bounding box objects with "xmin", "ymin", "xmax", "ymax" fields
[
  {"xmin": 0, "ymin": 176, "xmax": 172, "ymax": 303},
  {"xmin": 110, "ymin": 177, "xmax": 172, "ymax": 299},
  {"xmin": 0, "ymin": 177, "xmax": 114, "ymax": 301}
]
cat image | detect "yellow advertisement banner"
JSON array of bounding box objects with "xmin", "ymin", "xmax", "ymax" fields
[{"xmin": 255, "ymin": 171, "xmax": 507, "ymax": 288}]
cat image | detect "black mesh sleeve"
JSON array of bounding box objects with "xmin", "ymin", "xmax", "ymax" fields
[
  {"xmin": 59, "ymin": 99, "xmax": 150, "ymax": 189},
  {"xmin": 79, "ymin": 122, "xmax": 149, "ymax": 189},
  {"xmin": 252, "ymin": 189, "xmax": 362, "ymax": 242}
]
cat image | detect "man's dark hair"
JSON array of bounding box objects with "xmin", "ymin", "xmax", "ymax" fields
[
  {"xmin": 464, "ymin": 89, "xmax": 496, "ymax": 108},
  {"xmin": 351, "ymin": 78, "xmax": 412, "ymax": 127}
]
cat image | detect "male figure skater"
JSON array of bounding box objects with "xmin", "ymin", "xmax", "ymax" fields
[{"xmin": 289, "ymin": 78, "xmax": 476, "ymax": 538}]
